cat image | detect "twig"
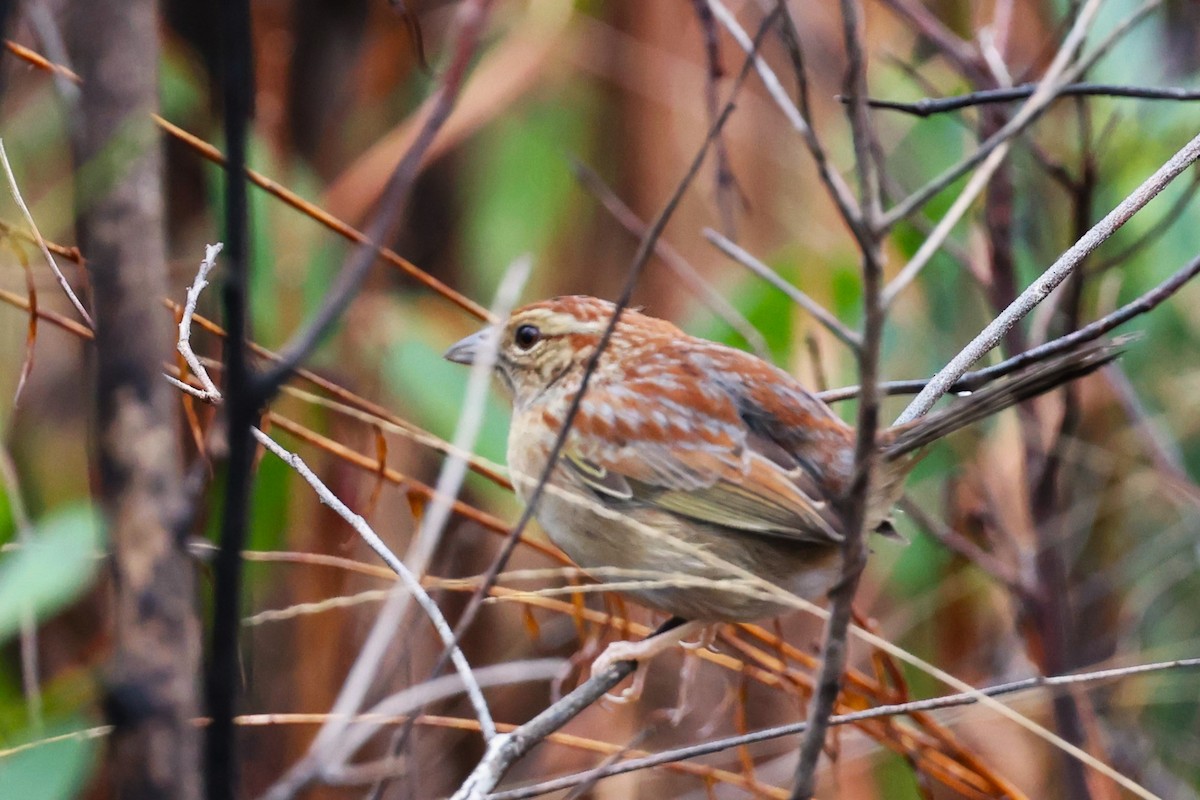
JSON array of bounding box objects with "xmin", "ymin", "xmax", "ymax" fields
[
  {"xmin": 451, "ymin": 619, "xmax": 684, "ymax": 800},
  {"xmin": 165, "ymin": 243, "xmax": 224, "ymax": 402},
  {"xmin": 0, "ymin": 138, "xmax": 93, "ymax": 328},
  {"xmin": 879, "ymin": 0, "xmax": 1159, "ymax": 233},
  {"xmin": 854, "ymin": 82, "xmax": 1200, "ymax": 117},
  {"xmin": 703, "ymin": 228, "xmax": 862, "ymax": 351},
  {"xmin": 153, "ymin": 115, "xmax": 489, "ymax": 321},
  {"xmin": 895, "ymin": 130, "xmax": 1200, "ymax": 424},
  {"xmin": 489, "ymin": 657, "xmax": 1200, "ymax": 800}
]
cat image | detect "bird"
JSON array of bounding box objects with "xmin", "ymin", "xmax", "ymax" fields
[{"xmin": 445, "ymin": 295, "xmax": 1119, "ymax": 672}]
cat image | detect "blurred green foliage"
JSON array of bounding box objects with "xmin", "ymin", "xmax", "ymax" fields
[{"xmin": 0, "ymin": 506, "xmax": 100, "ymax": 644}]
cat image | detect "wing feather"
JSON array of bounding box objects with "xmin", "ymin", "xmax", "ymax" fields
[{"xmin": 564, "ymin": 369, "xmax": 844, "ymax": 545}]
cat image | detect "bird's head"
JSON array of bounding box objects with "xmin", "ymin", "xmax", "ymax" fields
[{"xmin": 443, "ymin": 295, "xmax": 679, "ymax": 407}]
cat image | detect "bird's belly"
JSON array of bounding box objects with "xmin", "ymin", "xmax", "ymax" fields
[{"xmin": 521, "ymin": 471, "xmax": 842, "ymax": 622}]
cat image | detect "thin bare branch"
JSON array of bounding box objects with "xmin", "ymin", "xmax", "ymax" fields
[
  {"xmin": 855, "ymin": 82, "xmax": 1200, "ymax": 117},
  {"xmin": 252, "ymin": 427, "xmax": 497, "ymax": 796},
  {"xmin": 790, "ymin": 0, "xmax": 883, "ymax": 793},
  {"xmin": 257, "ymin": 255, "xmax": 529, "ymax": 800},
  {"xmin": 819, "ymin": 246, "xmax": 1200, "ymax": 403},
  {"xmin": 490, "ymin": 656, "xmax": 1200, "ymax": 799},
  {"xmin": 880, "ymin": 0, "xmax": 1159, "ymax": 232},
  {"xmin": 704, "ymin": 228, "xmax": 862, "ymax": 351},
  {"xmin": 709, "ymin": 0, "xmax": 866, "ymax": 239},
  {"xmin": 0, "ymin": 138, "xmax": 93, "ymax": 328},
  {"xmin": 452, "ymin": 619, "xmax": 685, "ymax": 800}
]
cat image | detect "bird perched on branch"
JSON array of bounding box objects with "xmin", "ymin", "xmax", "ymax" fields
[{"xmin": 445, "ymin": 295, "xmax": 1119, "ymax": 672}]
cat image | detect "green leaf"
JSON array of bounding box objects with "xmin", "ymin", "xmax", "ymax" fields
[
  {"xmin": 0, "ymin": 506, "xmax": 101, "ymax": 644},
  {"xmin": 0, "ymin": 717, "xmax": 99, "ymax": 800}
]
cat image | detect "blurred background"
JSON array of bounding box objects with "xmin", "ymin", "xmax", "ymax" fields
[{"xmin": 1, "ymin": 0, "xmax": 1199, "ymax": 798}]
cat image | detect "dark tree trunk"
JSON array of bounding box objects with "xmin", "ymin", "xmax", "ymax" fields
[{"xmin": 68, "ymin": 3, "xmax": 202, "ymax": 799}]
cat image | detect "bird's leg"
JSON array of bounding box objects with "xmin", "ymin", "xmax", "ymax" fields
[
  {"xmin": 678, "ymin": 623, "xmax": 718, "ymax": 651},
  {"xmin": 591, "ymin": 619, "xmax": 709, "ymax": 676},
  {"xmin": 603, "ymin": 660, "xmax": 650, "ymax": 704}
]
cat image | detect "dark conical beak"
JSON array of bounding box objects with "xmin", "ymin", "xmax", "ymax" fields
[{"xmin": 443, "ymin": 327, "xmax": 495, "ymax": 366}]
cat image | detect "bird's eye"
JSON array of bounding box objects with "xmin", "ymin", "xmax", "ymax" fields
[{"xmin": 513, "ymin": 324, "xmax": 541, "ymax": 351}]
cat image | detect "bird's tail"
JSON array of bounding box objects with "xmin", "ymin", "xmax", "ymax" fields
[{"xmin": 881, "ymin": 339, "xmax": 1125, "ymax": 461}]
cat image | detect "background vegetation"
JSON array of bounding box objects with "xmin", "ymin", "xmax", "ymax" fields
[{"xmin": 0, "ymin": 1, "xmax": 1198, "ymax": 798}]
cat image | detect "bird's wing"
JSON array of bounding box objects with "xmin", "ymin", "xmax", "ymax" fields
[{"xmin": 561, "ymin": 370, "xmax": 844, "ymax": 545}]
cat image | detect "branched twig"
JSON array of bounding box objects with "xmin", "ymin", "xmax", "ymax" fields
[
  {"xmin": 451, "ymin": 619, "xmax": 683, "ymax": 800},
  {"xmin": 818, "ymin": 249, "xmax": 1200, "ymax": 403},
  {"xmin": 896, "ymin": 131, "xmax": 1200, "ymax": 423},
  {"xmin": 881, "ymin": 0, "xmax": 1106, "ymax": 303},
  {"xmin": 879, "ymin": 0, "xmax": 1159, "ymax": 234},
  {"xmin": 164, "ymin": 243, "xmax": 224, "ymax": 402},
  {"xmin": 251, "ymin": 428, "xmax": 497, "ymax": 798}
]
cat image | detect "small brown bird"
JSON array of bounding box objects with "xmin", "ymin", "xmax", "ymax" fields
[{"xmin": 446, "ymin": 296, "xmax": 1117, "ymax": 669}]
